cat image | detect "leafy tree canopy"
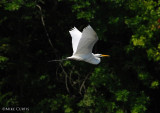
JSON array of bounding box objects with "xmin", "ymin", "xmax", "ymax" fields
[{"xmin": 0, "ymin": 0, "xmax": 160, "ymax": 113}]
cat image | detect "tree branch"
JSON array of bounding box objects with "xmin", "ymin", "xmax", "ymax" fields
[
  {"xmin": 59, "ymin": 63, "xmax": 70, "ymax": 93},
  {"xmin": 79, "ymin": 73, "xmax": 91, "ymax": 95},
  {"xmin": 36, "ymin": 4, "xmax": 54, "ymax": 51}
]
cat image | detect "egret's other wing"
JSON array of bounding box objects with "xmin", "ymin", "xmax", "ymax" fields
[
  {"xmin": 69, "ymin": 27, "xmax": 82, "ymax": 54},
  {"xmin": 74, "ymin": 25, "xmax": 98, "ymax": 55}
]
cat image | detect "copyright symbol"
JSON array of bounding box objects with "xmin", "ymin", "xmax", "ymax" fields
[{"xmin": 2, "ymin": 107, "xmax": 5, "ymax": 111}]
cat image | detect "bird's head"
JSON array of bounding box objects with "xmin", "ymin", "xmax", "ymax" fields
[{"xmin": 94, "ymin": 54, "xmax": 110, "ymax": 58}]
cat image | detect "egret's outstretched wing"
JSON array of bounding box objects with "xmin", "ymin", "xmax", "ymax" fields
[
  {"xmin": 74, "ymin": 25, "xmax": 98, "ymax": 55},
  {"xmin": 69, "ymin": 27, "xmax": 82, "ymax": 54}
]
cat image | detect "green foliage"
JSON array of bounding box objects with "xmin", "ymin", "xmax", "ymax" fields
[
  {"xmin": 124, "ymin": 0, "xmax": 160, "ymax": 62},
  {"xmin": 78, "ymin": 92, "xmax": 95, "ymax": 107},
  {"xmin": 0, "ymin": 43, "xmax": 9, "ymax": 69},
  {"xmin": 116, "ymin": 109, "xmax": 124, "ymax": 113},
  {"xmin": 150, "ymin": 80, "xmax": 159, "ymax": 89},
  {"xmin": 0, "ymin": 92, "xmax": 18, "ymax": 107},
  {"xmin": 2, "ymin": 0, "xmax": 24, "ymax": 11},
  {"xmin": 131, "ymin": 35, "xmax": 146, "ymax": 47},
  {"xmin": 147, "ymin": 48, "xmax": 160, "ymax": 61},
  {"xmin": 0, "ymin": 56, "xmax": 8, "ymax": 63},
  {"xmin": 69, "ymin": 0, "xmax": 96, "ymax": 21},
  {"xmin": 138, "ymin": 72, "xmax": 149, "ymax": 81},
  {"xmin": 115, "ymin": 89, "xmax": 130, "ymax": 102},
  {"xmin": 131, "ymin": 92, "xmax": 149, "ymax": 113},
  {"xmin": 36, "ymin": 94, "xmax": 73, "ymax": 113},
  {"xmin": 39, "ymin": 75, "xmax": 48, "ymax": 80},
  {"xmin": 0, "ymin": 0, "xmax": 160, "ymax": 113}
]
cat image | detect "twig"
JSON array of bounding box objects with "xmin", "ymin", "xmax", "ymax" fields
[
  {"xmin": 36, "ymin": 4, "xmax": 70, "ymax": 93},
  {"xmin": 59, "ymin": 63, "xmax": 70, "ymax": 93},
  {"xmin": 36, "ymin": 4, "xmax": 54, "ymax": 50},
  {"xmin": 69, "ymin": 68, "xmax": 73, "ymax": 87},
  {"xmin": 79, "ymin": 73, "xmax": 91, "ymax": 95}
]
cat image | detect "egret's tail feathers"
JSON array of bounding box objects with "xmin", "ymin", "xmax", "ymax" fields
[{"xmin": 48, "ymin": 59, "xmax": 68, "ymax": 62}]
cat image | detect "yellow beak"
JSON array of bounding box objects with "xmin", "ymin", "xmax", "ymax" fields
[{"xmin": 100, "ymin": 54, "xmax": 110, "ymax": 57}]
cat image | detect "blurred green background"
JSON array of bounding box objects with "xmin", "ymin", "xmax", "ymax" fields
[{"xmin": 0, "ymin": 0, "xmax": 160, "ymax": 113}]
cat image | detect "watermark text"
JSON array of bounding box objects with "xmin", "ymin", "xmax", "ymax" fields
[{"xmin": 1, "ymin": 107, "xmax": 29, "ymax": 112}]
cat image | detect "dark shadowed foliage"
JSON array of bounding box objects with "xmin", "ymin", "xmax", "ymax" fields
[{"xmin": 0, "ymin": 0, "xmax": 160, "ymax": 113}]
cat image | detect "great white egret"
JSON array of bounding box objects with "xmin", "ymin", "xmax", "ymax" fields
[{"xmin": 67, "ymin": 25, "xmax": 110, "ymax": 65}]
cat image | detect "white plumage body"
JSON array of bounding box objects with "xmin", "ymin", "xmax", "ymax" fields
[{"xmin": 68, "ymin": 25, "xmax": 101, "ymax": 65}]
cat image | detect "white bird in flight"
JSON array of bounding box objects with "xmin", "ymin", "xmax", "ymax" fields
[{"xmin": 66, "ymin": 25, "xmax": 110, "ymax": 65}]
